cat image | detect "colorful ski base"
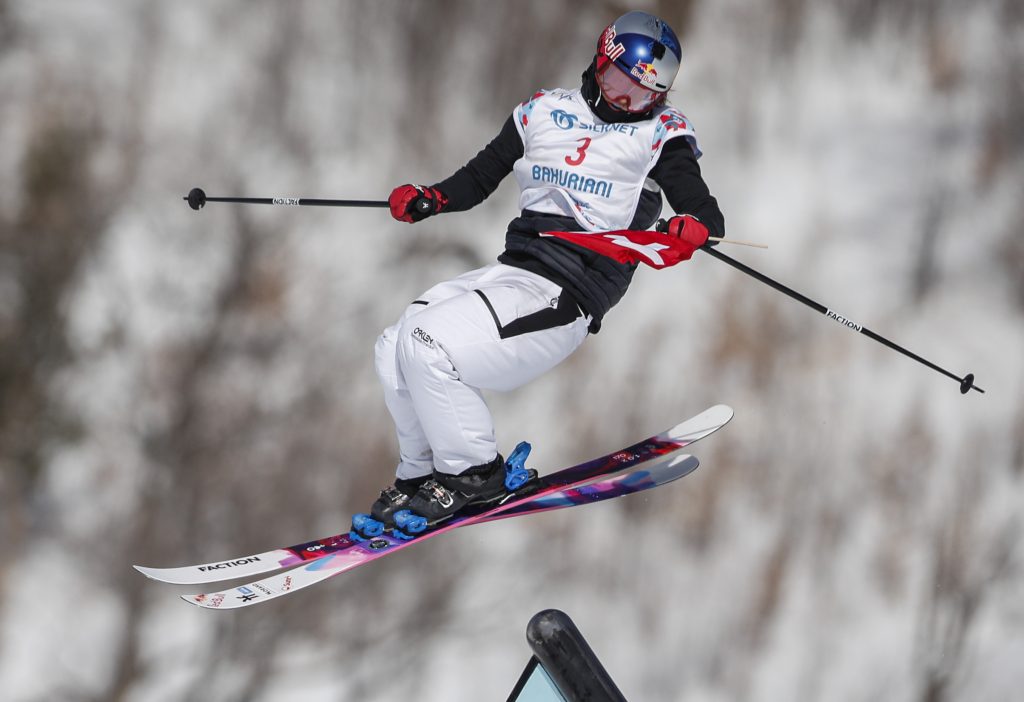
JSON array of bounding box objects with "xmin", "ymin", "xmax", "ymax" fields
[{"xmin": 177, "ymin": 405, "xmax": 732, "ymax": 609}]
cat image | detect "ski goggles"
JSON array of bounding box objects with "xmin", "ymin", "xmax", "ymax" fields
[{"xmin": 595, "ymin": 60, "xmax": 664, "ymax": 113}]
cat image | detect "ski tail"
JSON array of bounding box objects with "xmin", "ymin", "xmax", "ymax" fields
[{"xmin": 133, "ymin": 536, "xmax": 355, "ymax": 585}]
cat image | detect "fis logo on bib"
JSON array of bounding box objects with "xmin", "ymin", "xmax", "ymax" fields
[{"xmin": 550, "ymin": 109, "xmax": 638, "ymax": 136}]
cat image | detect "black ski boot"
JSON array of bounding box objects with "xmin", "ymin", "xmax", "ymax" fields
[
  {"xmin": 350, "ymin": 475, "xmax": 430, "ymax": 539},
  {"xmin": 399, "ymin": 455, "xmax": 509, "ymax": 531},
  {"xmin": 371, "ymin": 476, "xmax": 431, "ymax": 523}
]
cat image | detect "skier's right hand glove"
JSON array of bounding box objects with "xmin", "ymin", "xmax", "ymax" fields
[
  {"xmin": 388, "ymin": 184, "xmax": 448, "ymax": 223},
  {"xmin": 664, "ymin": 214, "xmax": 710, "ymax": 249}
]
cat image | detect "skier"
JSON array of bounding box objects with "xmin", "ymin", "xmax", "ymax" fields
[{"xmin": 360, "ymin": 10, "xmax": 725, "ymax": 535}]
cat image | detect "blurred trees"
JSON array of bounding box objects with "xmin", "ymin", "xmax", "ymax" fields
[{"xmin": 0, "ymin": 107, "xmax": 104, "ymax": 600}]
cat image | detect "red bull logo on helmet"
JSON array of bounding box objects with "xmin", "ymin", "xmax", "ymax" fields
[
  {"xmin": 631, "ymin": 61, "xmax": 659, "ymax": 87},
  {"xmin": 600, "ymin": 25, "xmax": 626, "ymax": 62}
]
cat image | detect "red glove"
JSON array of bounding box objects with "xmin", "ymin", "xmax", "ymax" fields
[
  {"xmin": 388, "ymin": 184, "xmax": 448, "ymax": 223},
  {"xmin": 665, "ymin": 214, "xmax": 709, "ymax": 249}
]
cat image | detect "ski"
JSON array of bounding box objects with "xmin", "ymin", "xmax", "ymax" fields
[
  {"xmin": 137, "ymin": 455, "xmax": 703, "ymax": 586},
  {"xmin": 137, "ymin": 405, "xmax": 728, "ymax": 587},
  {"xmin": 184, "ymin": 456, "xmax": 700, "ymax": 610},
  {"xmin": 175, "ymin": 404, "xmax": 732, "ymax": 609},
  {"xmin": 137, "ymin": 453, "xmax": 699, "ymax": 586}
]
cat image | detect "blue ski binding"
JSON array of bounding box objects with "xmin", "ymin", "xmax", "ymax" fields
[
  {"xmin": 392, "ymin": 509, "xmax": 429, "ymax": 535},
  {"xmin": 351, "ymin": 513, "xmax": 386, "ymax": 538},
  {"xmin": 504, "ymin": 441, "xmax": 533, "ymax": 491}
]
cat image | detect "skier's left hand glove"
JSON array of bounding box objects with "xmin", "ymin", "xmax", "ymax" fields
[
  {"xmin": 389, "ymin": 184, "xmax": 448, "ymax": 223},
  {"xmin": 664, "ymin": 214, "xmax": 710, "ymax": 248}
]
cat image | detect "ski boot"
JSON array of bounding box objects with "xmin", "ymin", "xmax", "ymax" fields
[
  {"xmin": 393, "ymin": 445, "xmax": 539, "ymax": 536},
  {"xmin": 350, "ymin": 475, "xmax": 430, "ymax": 540}
]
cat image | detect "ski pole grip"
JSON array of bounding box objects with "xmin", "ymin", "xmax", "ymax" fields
[
  {"xmin": 654, "ymin": 218, "xmax": 668, "ymax": 233},
  {"xmin": 414, "ymin": 198, "xmax": 433, "ymax": 215}
]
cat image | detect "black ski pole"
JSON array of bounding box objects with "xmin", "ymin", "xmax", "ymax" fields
[
  {"xmin": 655, "ymin": 220, "xmax": 984, "ymax": 395},
  {"xmin": 183, "ymin": 186, "xmax": 431, "ymax": 215}
]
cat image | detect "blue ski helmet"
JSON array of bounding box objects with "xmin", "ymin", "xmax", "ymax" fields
[{"xmin": 595, "ymin": 11, "xmax": 682, "ymax": 112}]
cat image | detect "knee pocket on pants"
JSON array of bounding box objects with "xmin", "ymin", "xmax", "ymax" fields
[{"xmin": 396, "ymin": 319, "xmax": 457, "ymax": 379}]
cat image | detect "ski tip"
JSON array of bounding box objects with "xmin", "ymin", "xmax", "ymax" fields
[
  {"xmin": 133, "ymin": 565, "xmax": 158, "ymax": 580},
  {"xmin": 666, "ymin": 453, "xmax": 700, "ymax": 477},
  {"xmin": 709, "ymin": 403, "xmax": 735, "ymax": 419},
  {"xmin": 688, "ymin": 404, "xmax": 734, "ymax": 423},
  {"xmin": 658, "ymin": 453, "xmax": 699, "ymax": 481},
  {"xmin": 661, "ymin": 404, "xmax": 734, "ymax": 442}
]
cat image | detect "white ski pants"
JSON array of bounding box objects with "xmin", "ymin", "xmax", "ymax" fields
[{"xmin": 374, "ymin": 263, "xmax": 591, "ymax": 479}]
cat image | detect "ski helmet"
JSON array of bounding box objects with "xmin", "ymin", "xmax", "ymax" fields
[{"xmin": 595, "ymin": 11, "xmax": 681, "ymax": 113}]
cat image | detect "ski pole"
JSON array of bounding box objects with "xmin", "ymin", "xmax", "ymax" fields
[
  {"xmin": 706, "ymin": 236, "xmax": 767, "ymax": 249},
  {"xmin": 655, "ymin": 220, "xmax": 984, "ymax": 395},
  {"xmin": 183, "ymin": 186, "xmax": 430, "ymax": 215}
]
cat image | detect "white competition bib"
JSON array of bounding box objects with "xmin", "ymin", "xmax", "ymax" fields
[{"xmin": 512, "ymin": 88, "xmax": 700, "ymax": 232}]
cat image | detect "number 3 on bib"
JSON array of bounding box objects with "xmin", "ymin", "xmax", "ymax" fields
[{"xmin": 564, "ymin": 137, "xmax": 592, "ymax": 166}]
